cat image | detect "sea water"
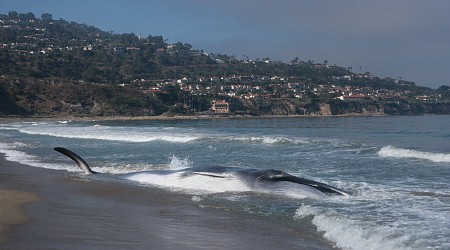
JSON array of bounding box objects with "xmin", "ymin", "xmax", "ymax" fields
[{"xmin": 1, "ymin": 115, "xmax": 449, "ymax": 249}]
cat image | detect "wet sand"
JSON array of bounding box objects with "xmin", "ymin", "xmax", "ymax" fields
[
  {"xmin": 0, "ymin": 154, "xmax": 336, "ymax": 250},
  {"xmin": 0, "ymin": 189, "xmax": 40, "ymax": 242}
]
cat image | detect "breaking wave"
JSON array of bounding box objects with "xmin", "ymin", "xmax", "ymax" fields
[
  {"xmin": 378, "ymin": 146, "xmax": 450, "ymax": 163},
  {"xmin": 294, "ymin": 204, "xmax": 409, "ymax": 250},
  {"xmin": 227, "ymin": 136, "xmax": 310, "ymax": 145},
  {"xmin": 3, "ymin": 122, "xmax": 325, "ymax": 146},
  {"xmin": 15, "ymin": 126, "xmax": 200, "ymax": 143}
]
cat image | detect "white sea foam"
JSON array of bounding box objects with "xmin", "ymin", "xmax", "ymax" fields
[
  {"xmin": 7, "ymin": 122, "xmax": 319, "ymax": 146},
  {"xmin": 191, "ymin": 195, "xmax": 203, "ymax": 202},
  {"xmin": 326, "ymin": 179, "xmax": 450, "ymax": 249},
  {"xmin": 16, "ymin": 126, "xmax": 199, "ymax": 143},
  {"xmin": 294, "ymin": 204, "xmax": 409, "ymax": 250},
  {"xmin": 0, "ymin": 142, "xmax": 78, "ymax": 172},
  {"xmin": 74, "ymin": 154, "xmax": 192, "ymax": 174},
  {"xmin": 378, "ymin": 145, "xmax": 450, "ymax": 163},
  {"xmin": 228, "ymin": 136, "xmax": 310, "ymax": 145},
  {"xmin": 0, "ymin": 126, "xmax": 18, "ymax": 131}
]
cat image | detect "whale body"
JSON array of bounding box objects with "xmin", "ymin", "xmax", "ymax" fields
[{"xmin": 54, "ymin": 147, "xmax": 350, "ymax": 197}]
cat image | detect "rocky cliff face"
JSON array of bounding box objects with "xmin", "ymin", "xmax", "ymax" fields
[
  {"xmin": 383, "ymin": 101, "xmax": 450, "ymax": 115},
  {"xmin": 231, "ymin": 99, "xmax": 306, "ymax": 116},
  {"xmin": 231, "ymin": 98, "xmax": 450, "ymax": 116},
  {"xmin": 1, "ymin": 79, "xmax": 450, "ymax": 117},
  {"xmin": 328, "ymin": 99, "xmax": 383, "ymax": 115},
  {"xmin": 0, "ymin": 83, "xmax": 30, "ymax": 116},
  {"xmin": 0, "ymin": 79, "xmax": 165, "ymax": 117}
]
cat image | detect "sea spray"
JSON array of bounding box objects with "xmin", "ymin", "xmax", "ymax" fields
[{"xmin": 168, "ymin": 155, "xmax": 192, "ymax": 170}]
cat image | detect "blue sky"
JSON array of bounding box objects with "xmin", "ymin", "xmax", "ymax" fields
[{"xmin": 1, "ymin": 0, "xmax": 449, "ymax": 88}]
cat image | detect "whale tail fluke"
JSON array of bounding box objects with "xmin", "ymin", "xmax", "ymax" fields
[{"xmin": 54, "ymin": 147, "xmax": 96, "ymax": 174}]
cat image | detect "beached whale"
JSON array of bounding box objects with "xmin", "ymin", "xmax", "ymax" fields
[{"xmin": 54, "ymin": 147, "xmax": 350, "ymax": 198}]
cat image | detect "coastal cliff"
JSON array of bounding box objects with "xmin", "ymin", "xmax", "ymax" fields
[
  {"xmin": 2, "ymin": 79, "xmax": 449, "ymax": 118},
  {"xmin": 0, "ymin": 79, "xmax": 165, "ymax": 117}
]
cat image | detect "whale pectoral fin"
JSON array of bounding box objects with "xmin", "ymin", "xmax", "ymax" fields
[
  {"xmin": 268, "ymin": 175, "xmax": 350, "ymax": 196},
  {"xmin": 54, "ymin": 147, "xmax": 96, "ymax": 174}
]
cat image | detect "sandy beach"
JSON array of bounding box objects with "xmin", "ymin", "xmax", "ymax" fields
[
  {"xmin": 0, "ymin": 189, "xmax": 40, "ymax": 243},
  {"xmin": 0, "ymin": 153, "xmax": 336, "ymax": 249}
]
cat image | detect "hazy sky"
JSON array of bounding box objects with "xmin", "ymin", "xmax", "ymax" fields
[{"xmin": 2, "ymin": 0, "xmax": 449, "ymax": 88}]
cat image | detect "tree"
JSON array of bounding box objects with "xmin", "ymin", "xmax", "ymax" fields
[
  {"xmin": 1, "ymin": 28, "xmax": 17, "ymax": 43},
  {"xmin": 8, "ymin": 11, "xmax": 18, "ymax": 19},
  {"xmin": 41, "ymin": 13, "xmax": 53, "ymax": 21},
  {"xmin": 25, "ymin": 12, "xmax": 36, "ymax": 20},
  {"xmin": 437, "ymin": 85, "xmax": 450, "ymax": 91},
  {"xmin": 17, "ymin": 12, "xmax": 35, "ymax": 21},
  {"xmin": 119, "ymin": 64, "xmax": 134, "ymax": 79},
  {"xmin": 120, "ymin": 33, "xmax": 139, "ymax": 45}
]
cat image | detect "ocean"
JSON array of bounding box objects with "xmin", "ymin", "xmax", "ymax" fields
[{"xmin": 1, "ymin": 115, "xmax": 449, "ymax": 249}]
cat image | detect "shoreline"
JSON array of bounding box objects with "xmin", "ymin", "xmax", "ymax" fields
[
  {"xmin": 0, "ymin": 112, "xmax": 389, "ymax": 124},
  {"xmin": 0, "ymin": 153, "xmax": 336, "ymax": 249}
]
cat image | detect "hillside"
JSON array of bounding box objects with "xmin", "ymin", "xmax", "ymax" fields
[
  {"xmin": 0, "ymin": 12, "xmax": 354, "ymax": 84},
  {"xmin": 1, "ymin": 11, "xmax": 449, "ymax": 118}
]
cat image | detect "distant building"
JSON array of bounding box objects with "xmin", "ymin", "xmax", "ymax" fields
[
  {"xmin": 416, "ymin": 95, "xmax": 428, "ymax": 101},
  {"xmin": 336, "ymin": 95, "xmax": 366, "ymax": 101},
  {"xmin": 154, "ymin": 48, "xmax": 165, "ymax": 55},
  {"xmin": 239, "ymin": 76, "xmax": 253, "ymax": 82},
  {"xmin": 211, "ymin": 100, "xmax": 229, "ymax": 113}
]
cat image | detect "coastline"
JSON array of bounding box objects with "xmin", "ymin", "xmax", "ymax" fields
[
  {"xmin": 0, "ymin": 153, "xmax": 336, "ymax": 249},
  {"xmin": 0, "ymin": 112, "xmax": 388, "ymax": 124}
]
